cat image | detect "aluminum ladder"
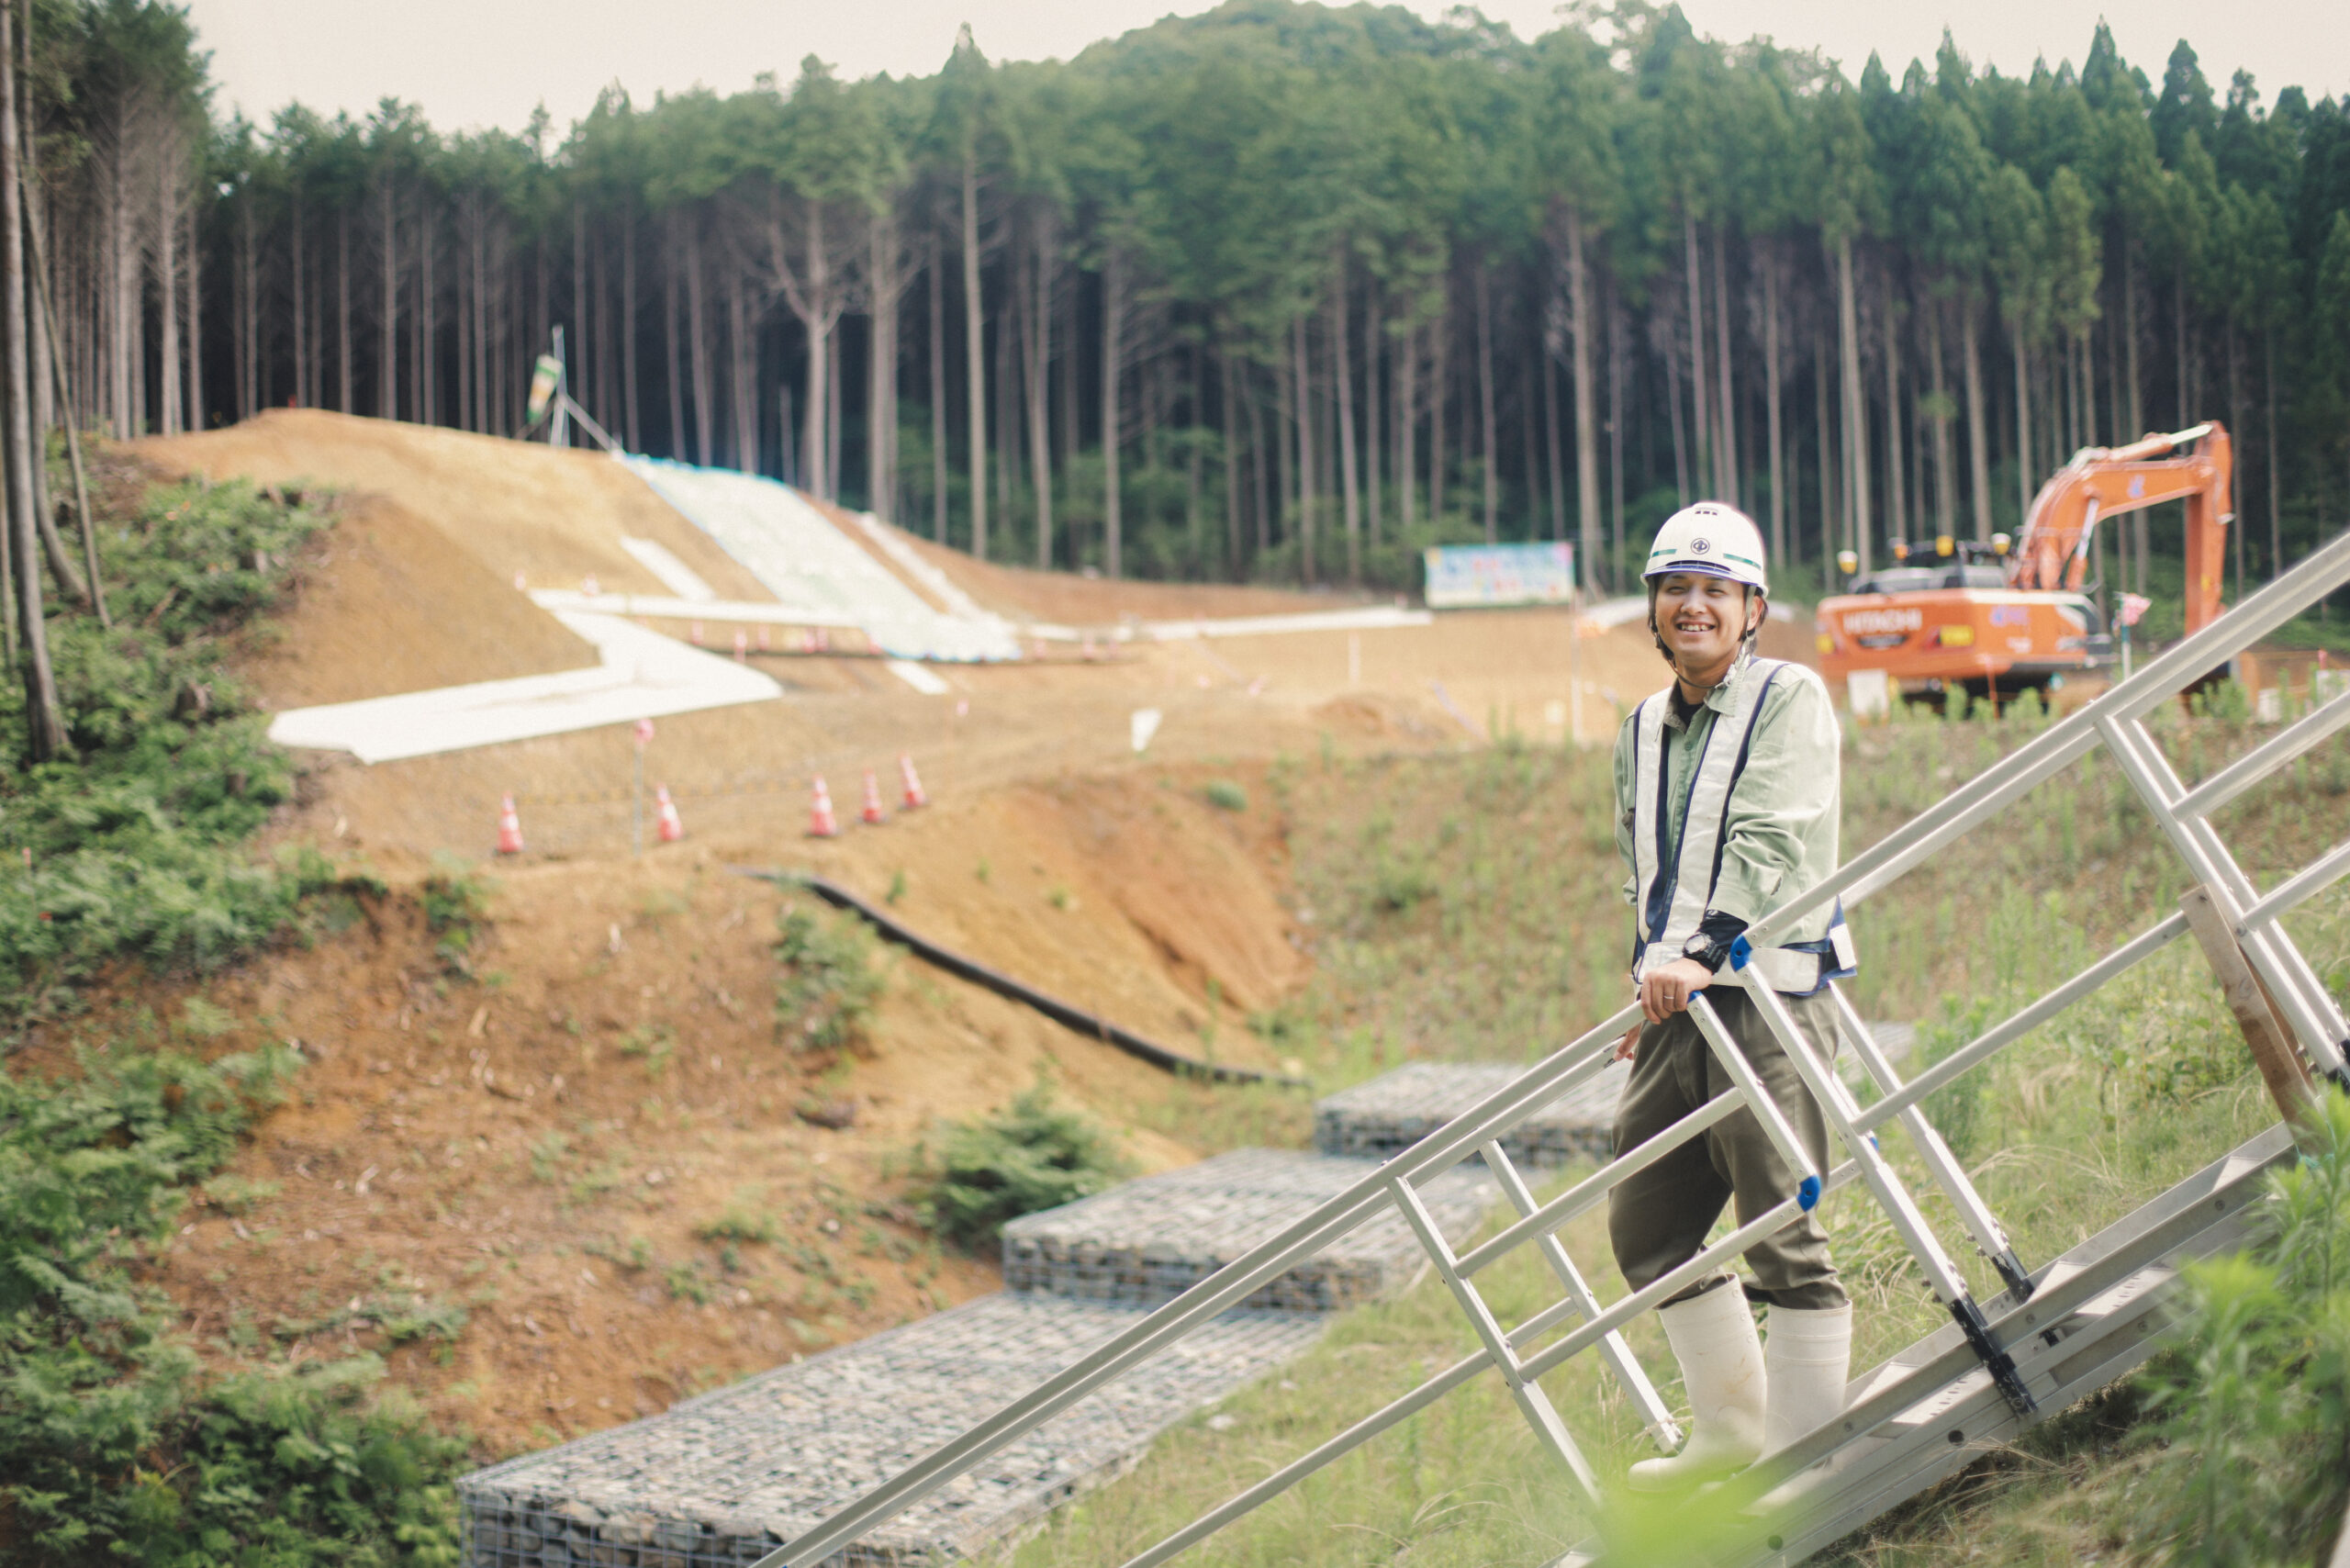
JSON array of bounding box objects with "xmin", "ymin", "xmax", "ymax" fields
[{"xmin": 765, "ymin": 528, "xmax": 2350, "ymax": 1568}]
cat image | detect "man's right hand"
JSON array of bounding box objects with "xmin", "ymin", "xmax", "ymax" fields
[{"xmin": 1615, "ymin": 1023, "xmax": 1641, "ymax": 1061}]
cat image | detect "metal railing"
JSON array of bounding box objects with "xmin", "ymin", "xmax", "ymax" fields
[{"xmin": 764, "ymin": 527, "xmax": 2350, "ymax": 1568}]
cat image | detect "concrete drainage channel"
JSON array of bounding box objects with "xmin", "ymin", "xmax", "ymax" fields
[{"xmin": 455, "ymin": 1038, "xmax": 1910, "ymax": 1568}]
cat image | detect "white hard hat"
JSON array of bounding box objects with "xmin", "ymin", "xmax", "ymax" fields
[{"xmin": 1643, "ymin": 503, "xmax": 1767, "ymax": 593}]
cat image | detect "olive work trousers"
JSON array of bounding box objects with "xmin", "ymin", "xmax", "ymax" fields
[{"xmin": 1606, "ymin": 983, "xmax": 1849, "ymax": 1313}]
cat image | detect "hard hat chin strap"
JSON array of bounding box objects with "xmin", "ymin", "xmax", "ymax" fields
[{"xmin": 1648, "ymin": 583, "xmax": 1767, "ymax": 688}]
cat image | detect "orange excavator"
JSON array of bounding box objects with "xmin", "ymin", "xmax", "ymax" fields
[{"xmin": 1817, "ymin": 421, "xmax": 2233, "ymax": 704}]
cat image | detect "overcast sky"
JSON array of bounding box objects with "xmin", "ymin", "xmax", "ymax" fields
[{"xmin": 185, "ymin": 0, "xmax": 2343, "ymax": 138}]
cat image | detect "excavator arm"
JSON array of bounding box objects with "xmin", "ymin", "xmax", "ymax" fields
[{"xmin": 2010, "ymin": 422, "xmax": 2233, "ymax": 633}]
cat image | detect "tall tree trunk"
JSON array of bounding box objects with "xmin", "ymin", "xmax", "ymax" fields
[
  {"xmin": 1474, "ymin": 259, "xmax": 1496, "ymax": 542},
  {"xmin": 1927, "ymin": 295, "xmax": 1954, "ymax": 540},
  {"xmin": 1099, "ymin": 246, "xmax": 1124, "ymax": 577},
  {"xmin": 1662, "ymin": 305, "xmax": 1689, "ymax": 506},
  {"xmin": 3, "ymin": 5, "xmax": 60, "ymax": 756},
  {"xmin": 1397, "ymin": 317, "xmax": 1417, "ymax": 531},
  {"xmin": 960, "ymin": 137, "xmax": 987, "ymax": 559},
  {"xmin": 728, "ymin": 283, "xmax": 755, "ymax": 473},
  {"xmin": 1962, "ymin": 297, "xmax": 1991, "ymax": 542},
  {"xmin": 571, "ymin": 200, "xmax": 588, "ymax": 422},
  {"xmin": 418, "ymin": 200, "xmax": 435, "ymax": 425},
  {"xmin": 1427, "ymin": 307, "xmax": 1446, "ymax": 531},
  {"xmin": 1606, "ymin": 277, "xmax": 1627, "ymax": 580},
  {"xmin": 867, "ymin": 206, "xmax": 901, "ymax": 519},
  {"xmin": 927, "ymin": 231, "xmax": 947, "ymax": 542},
  {"xmin": 1025, "ymin": 217, "xmax": 1052, "ymax": 567},
  {"xmin": 1542, "ymin": 313, "xmax": 1565, "ymax": 544},
  {"xmin": 1712, "ymin": 221, "xmax": 1737, "ymax": 505},
  {"xmin": 377, "ymin": 171, "xmax": 395, "ymax": 419},
  {"xmin": 1814, "ymin": 324, "xmax": 1838, "ymax": 561},
  {"xmin": 1836, "ymin": 232, "xmax": 1870, "ymax": 570},
  {"xmin": 185, "ymin": 194, "xmax": 201, "ymax": 431},
  {"xmin": 1292, "ymin": 312, "xmax": 1315, "ymax": 577},
  {"xmin": 2012, "ymin": 330, "xmax": 2032, "ymax": 529},
  {"xmin": 686, "ymin": 217, "xmax": 714, "ymax": 470},
  {"xmin": 1684, "ymin": 212, "xmax": 1708, "ymax": 492},
  {"xmin": 1330, "ymin": 260, "xmax": 1360, "ymax": 581},
  {"xmin": 1219, "ymin": 346, "xmax": 1243, "ymax": 577},
  {"xmin": 621, "ymin": 213, "xmax": 641, "ymax": 451},
  {"xmin": 337, "ymin": 207, "xmax": 353, "ymax": 415},
  {"xmin": 1362, "ymin": 282, "xmax": 1372, "ymax": 545},
  {"xmin": 663, "ymin": 226, "xmax": 684, "ymax": 459},
  {"xmin": 827, "ymin": 326, "xmax": 842, "ymax": 498},
  {"xmin": 1882, "ymin": 277, "xmax": 1907, "ymax": 548},
  {"xmin": 1564, "ymin": 211, "xmax": 1603, "ymax": 576},
  {"xmin": 156, "ymin": 147, "xmax": 179, "ymax": 435},
  {"xmin": 25, "ymin": 174, "xmax": 97, "ymax": 617},
  {"xmin": 2265, "ymin": 326, "xmax": 2278, "ymax": 579},
  {"xmin": 291, "ymin": 194, "xmax": 307, "ymax": 408}
]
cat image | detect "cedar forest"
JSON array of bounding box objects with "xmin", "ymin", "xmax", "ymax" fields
[{"xmin": 23, "ymin": 0, "xmax": 2350, "ymax": 605}]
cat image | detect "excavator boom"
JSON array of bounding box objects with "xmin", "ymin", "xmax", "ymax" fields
[{"xmin": 2012, "ymin": 422, "xmax": 2233, "ymax": 633}]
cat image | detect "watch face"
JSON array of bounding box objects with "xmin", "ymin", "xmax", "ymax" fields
[{"xmin": 1682, "ymin": 935, "xmax": 1711, "ymax": 959}]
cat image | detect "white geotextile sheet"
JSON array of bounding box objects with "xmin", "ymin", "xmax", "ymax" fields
[
  {"xmin": 267, "ymin": 612, "xmax": 782, "ymax": 764},
  {"xmin": 622, "ymin": 457, "xmax": 1021, "ymax": 662}
]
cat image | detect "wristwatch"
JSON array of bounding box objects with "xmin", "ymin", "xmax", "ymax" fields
[{"xmin": 1680, "ymin": 931, "xmax": 1729, "ymax": 973}]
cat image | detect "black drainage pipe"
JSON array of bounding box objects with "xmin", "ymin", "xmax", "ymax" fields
[{"xmin": 733, "ymin": 867, "xmax": 1306, "ymax": 1090}]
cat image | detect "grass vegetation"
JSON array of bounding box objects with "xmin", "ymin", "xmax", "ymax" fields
[
  {"xmin": 772, "ymin": 899, "xmax": 884, "ymax": 1055},
  {"xmin": 1002, "ymin": 701, "xmax": 2348, "ymax": 1568}
]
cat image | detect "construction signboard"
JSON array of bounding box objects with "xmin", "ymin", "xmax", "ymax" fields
[{"xmin": 1422, "ymin": 542, "xmax": 1577, "ymax": 609}]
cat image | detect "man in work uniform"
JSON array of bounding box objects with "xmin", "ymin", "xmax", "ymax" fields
[{"xmin": 1607, "ymin": 502, "xmax": 1858, "ymax": 1491}]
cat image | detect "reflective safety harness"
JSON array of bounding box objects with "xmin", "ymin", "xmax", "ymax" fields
[{"xmin": 1630, "ymin": 655, "xmax": 1856, "ymax": 995}]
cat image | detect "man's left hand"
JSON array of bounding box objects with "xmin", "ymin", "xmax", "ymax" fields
[{"xmin": 1639, "ymin": 957, "xmax": 1715, "ymax": 1024}]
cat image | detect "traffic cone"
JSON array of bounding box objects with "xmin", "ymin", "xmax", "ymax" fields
[
  {"xmin": 898, "ymin": 753, "xmax": 928, "ymax": 810},
  {"xmin": 860, "ymin": 769, "xmax": 888, "ymax": 825},
  {"xmin": 756, "ymin": 624, "xmax": 771, "ymax": 652},
  {"xmin": 582, "ymin": 574, "xmax": 599, "ymax": 597},
  {"xmin": 733, "ymin": 628, "xmax": 748, "ymax": 661},
  {"xmin": 807, "ymin": 778, "xmax": 838, "ymax": 838},
  {"xmin": 690, "ymin": 619, "xmax": 705, "ymax": 646},
  {"xmin": 495, "ymin": 793, "xmax": 525, "ymax": 855},
  {"xmin": 655, "ymin": 784, "xmax": 685, "ymax": 844}
]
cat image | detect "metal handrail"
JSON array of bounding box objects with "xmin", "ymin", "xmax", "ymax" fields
[{"xmin": 764, "ymin": 527, "xmax": 2350, "ymax": 1568}]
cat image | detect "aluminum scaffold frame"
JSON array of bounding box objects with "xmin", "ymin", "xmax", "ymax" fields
[{"xmin": 764, "ymin": 528, "xmax": 2350, "ymax": 1568}]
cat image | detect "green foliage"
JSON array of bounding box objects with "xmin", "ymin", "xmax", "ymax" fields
[
  {"xmin": 420, "ymin": 853, "xmax": 494, "ymax": 976},
  {"xmin": 913, "ymin": 1081, "xmax": 1132, "ymax": 1249},
  {"xmin": 0, "ymin": 1043, "xmax": 464, "ymax": 1565},
  {"xmin": 772, "ymin": 901, "xmax": 884, "ymax": 1054},
  {"xmin": 1203, "ymin": 779, "xmax": 1249, "ymax": 812},
  {"xmin": 0, "ymin": 477, "xmax": 339, "ymax": 1024},
  {"xmin": 2130, "ymin": 1092, "xmax": 2350, "ymax": 1565}
]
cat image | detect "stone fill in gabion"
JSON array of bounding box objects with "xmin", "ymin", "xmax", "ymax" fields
[
  {"xmin": 460, "ymin": 1292, "xmax": 1324, "ymax": 1568},
  {"xmin": 1000, "ymin": 1148, "xmax": 1498, "ymax": 1312},
  {"xmin": 1314, "ymin": 1059, "xmax": 1633, "ymax": 1168}
]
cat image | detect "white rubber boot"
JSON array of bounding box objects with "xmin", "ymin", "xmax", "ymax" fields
[
  {"xmin": 1762, "ymin": 1303, "xmax": 1853, "ymax": 1456},
  {"xmin": 1627, "ymin": 1285, "xmax": 1767, "ymax": 1492}
]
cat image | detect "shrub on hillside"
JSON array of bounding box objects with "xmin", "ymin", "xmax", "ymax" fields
[
  {"xmin": 773, "ymin": 901, "xmax": 883, "ymax": 1053},
  {"xmin": 0, "ymin": 476, "xmax": 338, "ymax": 1021},
  {"xmin": 913, "ymin": 1082, "xmax": 1131, "ymax": 1249},
  {"xmin": 0, "ymin": 1042, "xmax": 464, "ymax": 1565}
]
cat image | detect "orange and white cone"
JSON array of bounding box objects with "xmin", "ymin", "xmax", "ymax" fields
[
  {"xmin": 655, "ymin": 784, "xmax": 685, "ymax": 844},
  {"xmin": 690, "ymin": 619, "xmax": 705, "ymax": 646},
  {"xmin": 898, "ymin": 753, "xmax": 928, "ymax": 810},
  {"xmin": 496, "ymin": 793, "xmax": 525, "ymax": 855},
  {"xmin": 807, "ymin": 778, "xmax": 838, "ymax": 838},
  {"xmin": 733, "ymin": 628, "xmax": 748, "ymax": 662},
  {"xmin": 860, "ymin": 769, "xmax": 888, "ymax": 825}
]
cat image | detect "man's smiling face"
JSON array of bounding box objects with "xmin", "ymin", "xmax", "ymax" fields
[{"xmin": 1653, "ymin": 571, "xmax": 1754, "ymax": 673}]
